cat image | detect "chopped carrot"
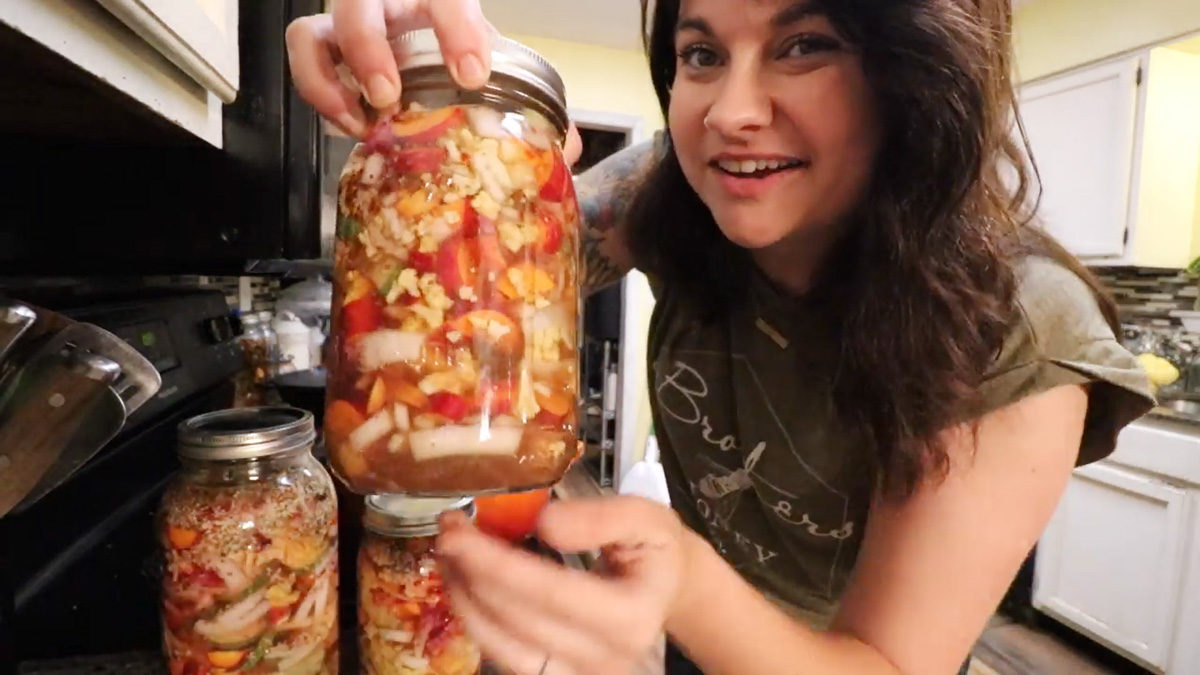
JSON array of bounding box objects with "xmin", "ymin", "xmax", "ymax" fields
[
  {"xmin": 167, "ymin": 527, "xmax": 199, "ymax": 550},
  {"xmin": 325, "ymin": 400, "xmax": 366, "ymax": 441},
  {"xmin": 206, "ymin": 651, "xmax": 246, "ymax": 668},
  {"xmin": 534, "ymin": 390, "xmax": 573, "ymax": 418},
  {"xmin": 367, "ymin": 377, "xmax": 388, "ymax": 414}
]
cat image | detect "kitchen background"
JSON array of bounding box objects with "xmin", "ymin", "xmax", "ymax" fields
[{"xmin": 2, "ymin": 0, "xmax": 1200, "ymax": 673}]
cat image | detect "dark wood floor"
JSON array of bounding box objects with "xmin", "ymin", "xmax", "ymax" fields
[{"xmin": 973, "ymin": 614, "xmax": 1154, "ymax": 675}]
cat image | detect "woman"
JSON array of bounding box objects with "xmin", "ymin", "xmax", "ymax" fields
[{"xmin": 287, "ymin": 1, "xmax": 1154, "ymax": 673}]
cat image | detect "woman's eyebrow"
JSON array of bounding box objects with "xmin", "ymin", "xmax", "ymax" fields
[
  {"xmin": 771, "ymin": 0, "xmax": 823, "ymax": 28},
  {"xmin": 675, "ymin": 15, "xmax": 714, "ymax": 36}
]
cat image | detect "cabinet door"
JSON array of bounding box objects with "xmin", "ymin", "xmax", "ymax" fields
[
  {"xmin": 95, "ymin": 0, "xmax": 239, "ymax": 102},
  {"xmin": 1034, "ymin": 462, "xmax": 1187, "ymax": 672},
  {"xmin": 1017, "ymin": 57, "xmax": 1141, "ymax": 258}
]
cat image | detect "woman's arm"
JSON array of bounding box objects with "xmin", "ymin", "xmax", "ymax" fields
[
  {"xmin": 574, "ymin": 133, "xmax": 663, "ymax": 295},
  {"xmin": 666, "ymin": 384, "xmax": 1089, "ymax": 675}
]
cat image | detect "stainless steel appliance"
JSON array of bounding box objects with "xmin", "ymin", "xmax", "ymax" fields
[{"xmin": 0, "ymin": 288, "xmax": 242, "ymax": 675}]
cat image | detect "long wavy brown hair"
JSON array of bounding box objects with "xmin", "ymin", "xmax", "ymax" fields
[{"xmin": 627, "ymin": 0, "xmax": 1121, "ymax": 498}]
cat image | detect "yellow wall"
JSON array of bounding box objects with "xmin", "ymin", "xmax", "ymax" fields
[
  {"xmin": 1129, "ymin": 47, "xmax": 1200, "ymax": 266},
  {"xmin": 1014, "ymin": 0, "xmax": 1200, "ymax": 81},
  {"xmin": 507, "ymin": 34, "xmax": 663, "ymax": 131}
]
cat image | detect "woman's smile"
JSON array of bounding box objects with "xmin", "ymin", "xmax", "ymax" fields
[{"xmin": 709, "ymin": 152, "xmax": 809, "ymax": 200}]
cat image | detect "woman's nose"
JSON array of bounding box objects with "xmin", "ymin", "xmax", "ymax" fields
[{"xmin": 703, "ymin": 64, "xmax": 772, "ymax": 138}]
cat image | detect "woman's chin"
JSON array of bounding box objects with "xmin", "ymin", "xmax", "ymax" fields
[{"xmin": 714, "ymin": 220, "xmax": 789, "ymax": 251}]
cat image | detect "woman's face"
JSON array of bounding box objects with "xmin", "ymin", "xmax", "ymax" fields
[{"xmin": 668, "ymin": 0, "xmax": 882, "ymax": 252}]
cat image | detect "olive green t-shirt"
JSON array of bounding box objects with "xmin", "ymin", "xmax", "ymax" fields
[{"xmin": 646, "ymin": 256, "xmax": 1155, "ymax": 624}]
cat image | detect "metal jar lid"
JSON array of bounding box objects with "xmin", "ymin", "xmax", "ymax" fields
[
  {"xmin": 364, "ymin": 495, "xmax": 475, "ymax": 538},
  {"xmin": 393, "ymin": 29, "xmax": 569, "ymax": 136},
  {"xmin": 178, "ymin": 406, "xmax": 317, "ymax": 461}
]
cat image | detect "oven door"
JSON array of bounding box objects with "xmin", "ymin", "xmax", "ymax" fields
[
  {"xmin": 0, "ymin": 0, "xmax": 325, "ymax": 277},
  {"xmin": 0, "ymin": 381, "xmax": 233, "ymax": 674}
]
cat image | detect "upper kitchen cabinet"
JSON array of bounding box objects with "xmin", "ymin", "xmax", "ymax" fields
[
  {"xmin": 0, "ymin": 1, "xmax": 328, "ymax": 276},
  {"xmin": 1017, "ymin": 40, "xmax": 1200, "ymax": 268},
  {"xmin": 0, "ymin": 0, "xmax": 238, "ymax": 147}
]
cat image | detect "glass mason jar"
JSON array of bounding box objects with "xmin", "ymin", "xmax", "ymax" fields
[
  {"xmin": 159, "ymin": 407, "xmax": 341, "ymax": 675},
  {"xmin": 326, "ymin": 29, "xmax": 582, "ymax": 496},
  {"xmin": 358, "ymin": 496, "xmax": 480, "ymax": 675}
]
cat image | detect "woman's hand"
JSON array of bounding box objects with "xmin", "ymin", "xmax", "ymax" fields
[
  {"xmin": 285, "ymin": 0, "xmax": 494, "ymax": 137},
  {"xmin": 284, "ymin": 0, "xmax": 582, "ymax": 162},
  {"xmin": 437, "ymin": 497, "xmax": 692, "ymax": 675}
]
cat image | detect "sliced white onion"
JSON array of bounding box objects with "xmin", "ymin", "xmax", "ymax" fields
[
  {"xmin": 393, "ymin": 404, "xmax": 411, "ymax": 431},
  {"xmin": 312, "ymin": 576, "xmax": 329, "ymax": 624},
  {"xmin": 350, "ymin": 409, "xmax": 394, "ymax": 453},
  {"xmin": 195, "ymin": 592, "xmax": 269, "ymax": 638},
  {"xmin": 275, "ymin": 638, "xmax": 322, "ymax": 671},
  {"xmin": 399, "ymin": 654, "xmax": 430, "ymax": 670},
  {"xmin": 428, "ymin": 216, "xmax": 454, "ymax": 243},
  {"xmin": 466, "ymin": 106, "xmax": 508, "ymax": 140},
  {"xmin": 408, "ymin": 424, "xmax": 523, "ymax": 462},
  {"xmin": 379, "ymin": 628, "xmax": 414, "ymax": 644},
  {"xmin": 357, "ymin": 330, "xmax": 426, "ymax": 372},
  {"xmin": 208, "ymin": 558, "xmax": 249, "ymax": 595},
  {"xmin": 527, "ymin": 302, "xmax": 570, "ymax": 334},
  {"xmin": 361, "ymin": 153, "xmax": 386, "ymax": 185}
]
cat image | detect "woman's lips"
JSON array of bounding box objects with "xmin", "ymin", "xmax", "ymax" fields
[{"xmin": 712, "ymin": 163, "xmax": 806, "ymax": 199}]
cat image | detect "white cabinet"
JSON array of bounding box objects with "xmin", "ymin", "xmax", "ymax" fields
[
  {"xmin": 1016, "ymin": 46, "xmax": 1200, "ymax": 267},
  {"xmin": 0, "ymin": 0, "xmax": 240, "ymax": 147},
  {"xmin": 1018, "ymin": 57, "xmax": 1141, "ymax": 258},
  {"xmin": 95, "ymin": 0, "xmax": 240, "ymax": 104},
  {"xmin": 1034, "ymin": 418, "xmax": 1200, "ymax": 673}
]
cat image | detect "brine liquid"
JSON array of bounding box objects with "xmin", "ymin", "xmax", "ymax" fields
[{"xmin": 327, "ymin": 102, "xmax": 582, "ymax": 495}]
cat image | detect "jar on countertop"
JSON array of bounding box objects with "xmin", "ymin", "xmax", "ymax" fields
[
  {"xmin": 159, "ymin": 407, "xmax": 340, "ymax": 675},
  {"xmin": 325, "ymin": 29, "xmax": 582, "ymax": 496},
  {"xmin": 358, "ymin": 495, "xmax": 480, "ymax": 675}
]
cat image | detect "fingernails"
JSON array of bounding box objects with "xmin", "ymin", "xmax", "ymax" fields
[
  {"xmin": 364, "ymin": 74, "xmax": 398, "ymax": 108},
  {"xmin": 452, "ymin": 54, "xmax": 487, "ymax": 88},
  {"xmin": 334, "ymin": 111, "xmax": 366, "ymax": 137}
]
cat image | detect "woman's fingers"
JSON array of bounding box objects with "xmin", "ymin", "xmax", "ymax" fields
[
  {"xmin": 425, "ymin": 0, "xmax": 494, "ymax": 89},
  {"xmin": 564, "ymin": 123, "xmax": 583, "ymax": 167},
  {"xmin": 446, "ymin": 584, "xmax": 561, "ymax": 675},
  {"xmin": 538, "ymin": 497, "xmax": 682, "ymax": 555},
  {"xmin": 332, "ymin": 0, "xmax": 401, "ymax": 108},
  {"xmin": 285, "ymin": 14, "xmax": 368, "ymax": 136},
  {"xmin": 438, "ymin": 521, "xmax": 653, "ymax": 659},
  {"xmin": 445, "ymin": 563, "xmax": 610, "ymax": 675}
]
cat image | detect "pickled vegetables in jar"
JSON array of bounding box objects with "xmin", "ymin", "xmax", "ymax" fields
[
  {"xmin": 326, "ymin": 29, "xmax": 581, "ymax": 495},
  {"xmin": 160, "ymin": 407, "xmax": 340, "ymax": 675},
  {"xmin": 358, "ymin": 496, "xmax": 480, "ymax": 675}
]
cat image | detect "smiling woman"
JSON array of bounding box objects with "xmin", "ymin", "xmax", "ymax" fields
[{"xmin": 283, "ymin": 0, "xmax": 1155, "ymax": 673}]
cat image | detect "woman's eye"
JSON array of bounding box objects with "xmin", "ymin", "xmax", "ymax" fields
[
  {"xmin": 781, "ymin": 35, "xmax": 840, "ymax": 58},
  {"xmin": 678, "ymin": 45, "xmax": 722, "ymax": 69}
]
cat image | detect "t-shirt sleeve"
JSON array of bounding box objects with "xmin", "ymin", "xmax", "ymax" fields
[{"xmin": 974, "ymin": 257, "xmax": 1156, "ymax": 466}]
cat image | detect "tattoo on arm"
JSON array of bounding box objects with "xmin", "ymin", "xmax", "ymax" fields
[{"xmin": 574, "ymin": 132, "xmax": 665, "ymax": 294}]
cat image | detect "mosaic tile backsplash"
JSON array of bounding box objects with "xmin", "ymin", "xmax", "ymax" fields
[{"xmin": 1094, "ymin": 266, "xmax": 1200, "ymax": 328}]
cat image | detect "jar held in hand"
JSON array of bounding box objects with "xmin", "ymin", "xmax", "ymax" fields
[{"xmin": 326, "ymin": 29, "xmax": 582, "ymax": 496}]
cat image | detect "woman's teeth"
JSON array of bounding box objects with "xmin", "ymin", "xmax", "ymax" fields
[{"xmin": 716, "ymin": 158, "xmax": 804, "ymax": 176}]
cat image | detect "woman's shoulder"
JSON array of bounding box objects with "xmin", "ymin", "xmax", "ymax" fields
[{"xmin": 980, "ymin": 255, "xmax": 1155, "ymax": 465}]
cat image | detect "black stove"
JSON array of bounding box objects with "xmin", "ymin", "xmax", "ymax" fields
[{"xmin": 0, "ymin": 288, "xmax": 242, "ymax": 675}]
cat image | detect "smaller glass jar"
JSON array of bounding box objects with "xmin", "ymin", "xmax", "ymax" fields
[
  {"xmin": 160, "ymin": 407, "xmax": 340, "ymax": 675},
  {"xmin": 358, "ymin": 496, "xmax": 480, "ymax": 675}
]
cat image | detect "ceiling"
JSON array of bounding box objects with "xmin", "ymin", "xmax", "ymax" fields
[{"xmin": 480, "ymin": 0, "xmax": 644, "ymax": 51}]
